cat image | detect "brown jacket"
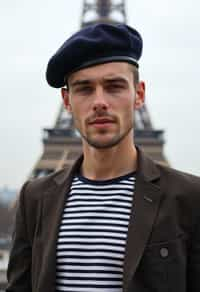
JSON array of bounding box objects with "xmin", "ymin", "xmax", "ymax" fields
[{"xmin": 6, "ymin": 148, "xmax": 200, "ymax": 292}]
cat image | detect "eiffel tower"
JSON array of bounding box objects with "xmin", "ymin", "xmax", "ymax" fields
[{"xmin": 31, "ymin": 0, "xmax": 168, "ymax": 178}]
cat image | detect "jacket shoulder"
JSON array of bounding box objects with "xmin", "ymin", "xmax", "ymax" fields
[
  {"xmin": 155, "ymin": 163, "xmax": 200, "ymax": 207},
  {"xmin": 15, "ymin": 168, "xmax": 71, "ymax": 241},
  {"xmin": 157, "ymin": 163, "xmax": 200, "ymax": 188},
  {"xmin": 18, "ymin": 167, "xmax": 70, "ymax": 203}
]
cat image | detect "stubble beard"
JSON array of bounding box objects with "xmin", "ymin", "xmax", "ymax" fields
[{"xmin": 77, "ymin": 121, "xmax": 134, "ymax": 149}]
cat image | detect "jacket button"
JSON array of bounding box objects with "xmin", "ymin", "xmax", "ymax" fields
[{"xmin": 160, "ymin": 247, "xmax": 168, "ymax": 258}]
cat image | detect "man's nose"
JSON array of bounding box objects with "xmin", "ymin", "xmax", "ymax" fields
[{"xmin": 92, "ymin": 86, "xmax": 109, "ymax": 111}]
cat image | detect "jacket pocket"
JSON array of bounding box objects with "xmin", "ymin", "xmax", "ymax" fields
[{"xmin": 137, "ymin": 237, "xmax": 187, "ymax": 292}]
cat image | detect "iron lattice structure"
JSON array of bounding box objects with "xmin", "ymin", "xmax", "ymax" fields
[{"xmin": 31, "ymin": 0, "xmax": 168, "ymax": 178}]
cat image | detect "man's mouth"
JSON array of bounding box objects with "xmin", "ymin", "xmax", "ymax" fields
[
  {"xmin": 88, "ymin": 118, "xmax": 115, "ymax": 128},
  {"xmin": 89, "ymin": 118, "xmax": 114, "ymax": 124}
]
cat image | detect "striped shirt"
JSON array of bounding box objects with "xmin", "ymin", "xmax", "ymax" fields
[{"xmin": 56, "ymin": 172, "xmax": 135, "ymax": 292}]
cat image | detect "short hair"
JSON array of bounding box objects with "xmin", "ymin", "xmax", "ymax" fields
[{"xmin": 128, "ymin": 64, "xmax": 139, "ymax": 86}]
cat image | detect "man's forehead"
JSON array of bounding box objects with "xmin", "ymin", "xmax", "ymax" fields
[{"xmin": 68, "ymin": 62, "xmax": 132, "ymax": 85}]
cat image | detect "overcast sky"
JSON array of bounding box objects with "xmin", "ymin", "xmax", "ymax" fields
[{"xmin": 1, "ymin": 0, "xmax": 200, "ymax": 189}]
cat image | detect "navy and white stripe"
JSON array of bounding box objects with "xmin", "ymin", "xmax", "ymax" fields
[{"xmin": 56, "ymin": 172, "xmax": 135, "ymax": 292}]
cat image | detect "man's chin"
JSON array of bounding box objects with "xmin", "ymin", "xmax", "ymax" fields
[
  {"xmin": 81, "ymin": 125, "xmax": 133, "ymax": 149},
  {"xmin": 83, "ymin": 135, "xmax": 123, "ymax": 149}
]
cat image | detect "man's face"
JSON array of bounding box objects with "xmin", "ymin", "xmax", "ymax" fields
[{"xmin": 62, "ymin": 62, "xmax": 145, "ymax": 149}]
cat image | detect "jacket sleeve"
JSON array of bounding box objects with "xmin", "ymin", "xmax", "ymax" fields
[
  {"xmin": 188, "ymin": 215, "xmax": 200, "ymax": 292},
  {"xmin": 6, "ymin": 182, "xmax": 32, "ymax": 292}
]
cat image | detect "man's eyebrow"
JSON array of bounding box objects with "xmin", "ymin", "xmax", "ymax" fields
[
  {"xmin": 103, "ymin": 76, "xmax": 128, "ymax": 83},
  {"xmin": 70, "ymin": 79, "xmax": 91, "ymax": 87},
  {"xmin": 70, "ymin": 76, "xmax": 128, "ymax": 87}
]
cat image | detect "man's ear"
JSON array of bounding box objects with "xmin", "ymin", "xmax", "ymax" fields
[
  {"xmin": 61, "ymin": 88, "xmax": 72, "ymax": 112},
  {"xmin": 134, "ymin": 81, "xmax": 145, "ymax": 109}
]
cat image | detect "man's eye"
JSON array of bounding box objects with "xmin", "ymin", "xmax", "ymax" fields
[
  {"xmin": 76, "ymin": 87, "xmax": 92, "ymax": 93},
  {"xmin": 107, "ymin": 84, "xmax": 125, "ymax": 91}
]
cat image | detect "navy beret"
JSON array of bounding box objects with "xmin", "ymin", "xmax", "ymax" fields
[{"xmin": 46, "ymin": 23, "xmax": 143, "ymax": 88}]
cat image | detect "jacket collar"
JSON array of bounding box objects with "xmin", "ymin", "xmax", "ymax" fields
[{"xmin": 136, "ymin": 146, "xmax": 161, "ymax": 182}]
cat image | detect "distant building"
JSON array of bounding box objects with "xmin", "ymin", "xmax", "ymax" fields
[
  {"xmin": 0, "ymin": 185, "xmax": 17, "ymax": 291},
  {"xmin": 0, "ymin": 198, "xmax": 16, "ymax": 291},
  {"xmin": 0, "ymin": 238, "xmax": 11, "ymax": 291},
  {"xmin": 0, "ymin": 187, "xmax": 17, "ymax": 206}
]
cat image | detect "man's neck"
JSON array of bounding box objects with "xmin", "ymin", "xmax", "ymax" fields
[{"xmin": 81, "ymin": 142, "xmax": 138, "ymax": 181}]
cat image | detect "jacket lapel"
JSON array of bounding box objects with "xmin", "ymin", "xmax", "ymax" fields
[
  {"xmin": 123, "ymin": 149, "xmax": 163, "ymax": 292},
  {"xmin": 38, "ymin": 156, "xmax": 83, "ymax": 292}
]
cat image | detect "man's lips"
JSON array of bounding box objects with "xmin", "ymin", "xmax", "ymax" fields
[
  {"xmin": 89, "ymin": 118, "xmax": 115, "ymax": 124},
  {"xmin": 88, "ymin": 118, "xmax": 115, "ymax": 127}
]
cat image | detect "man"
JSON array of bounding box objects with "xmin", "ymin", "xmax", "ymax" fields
[{"xmin": 7, "ymin": 23, "xmax": 200, "ymax": 292}]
